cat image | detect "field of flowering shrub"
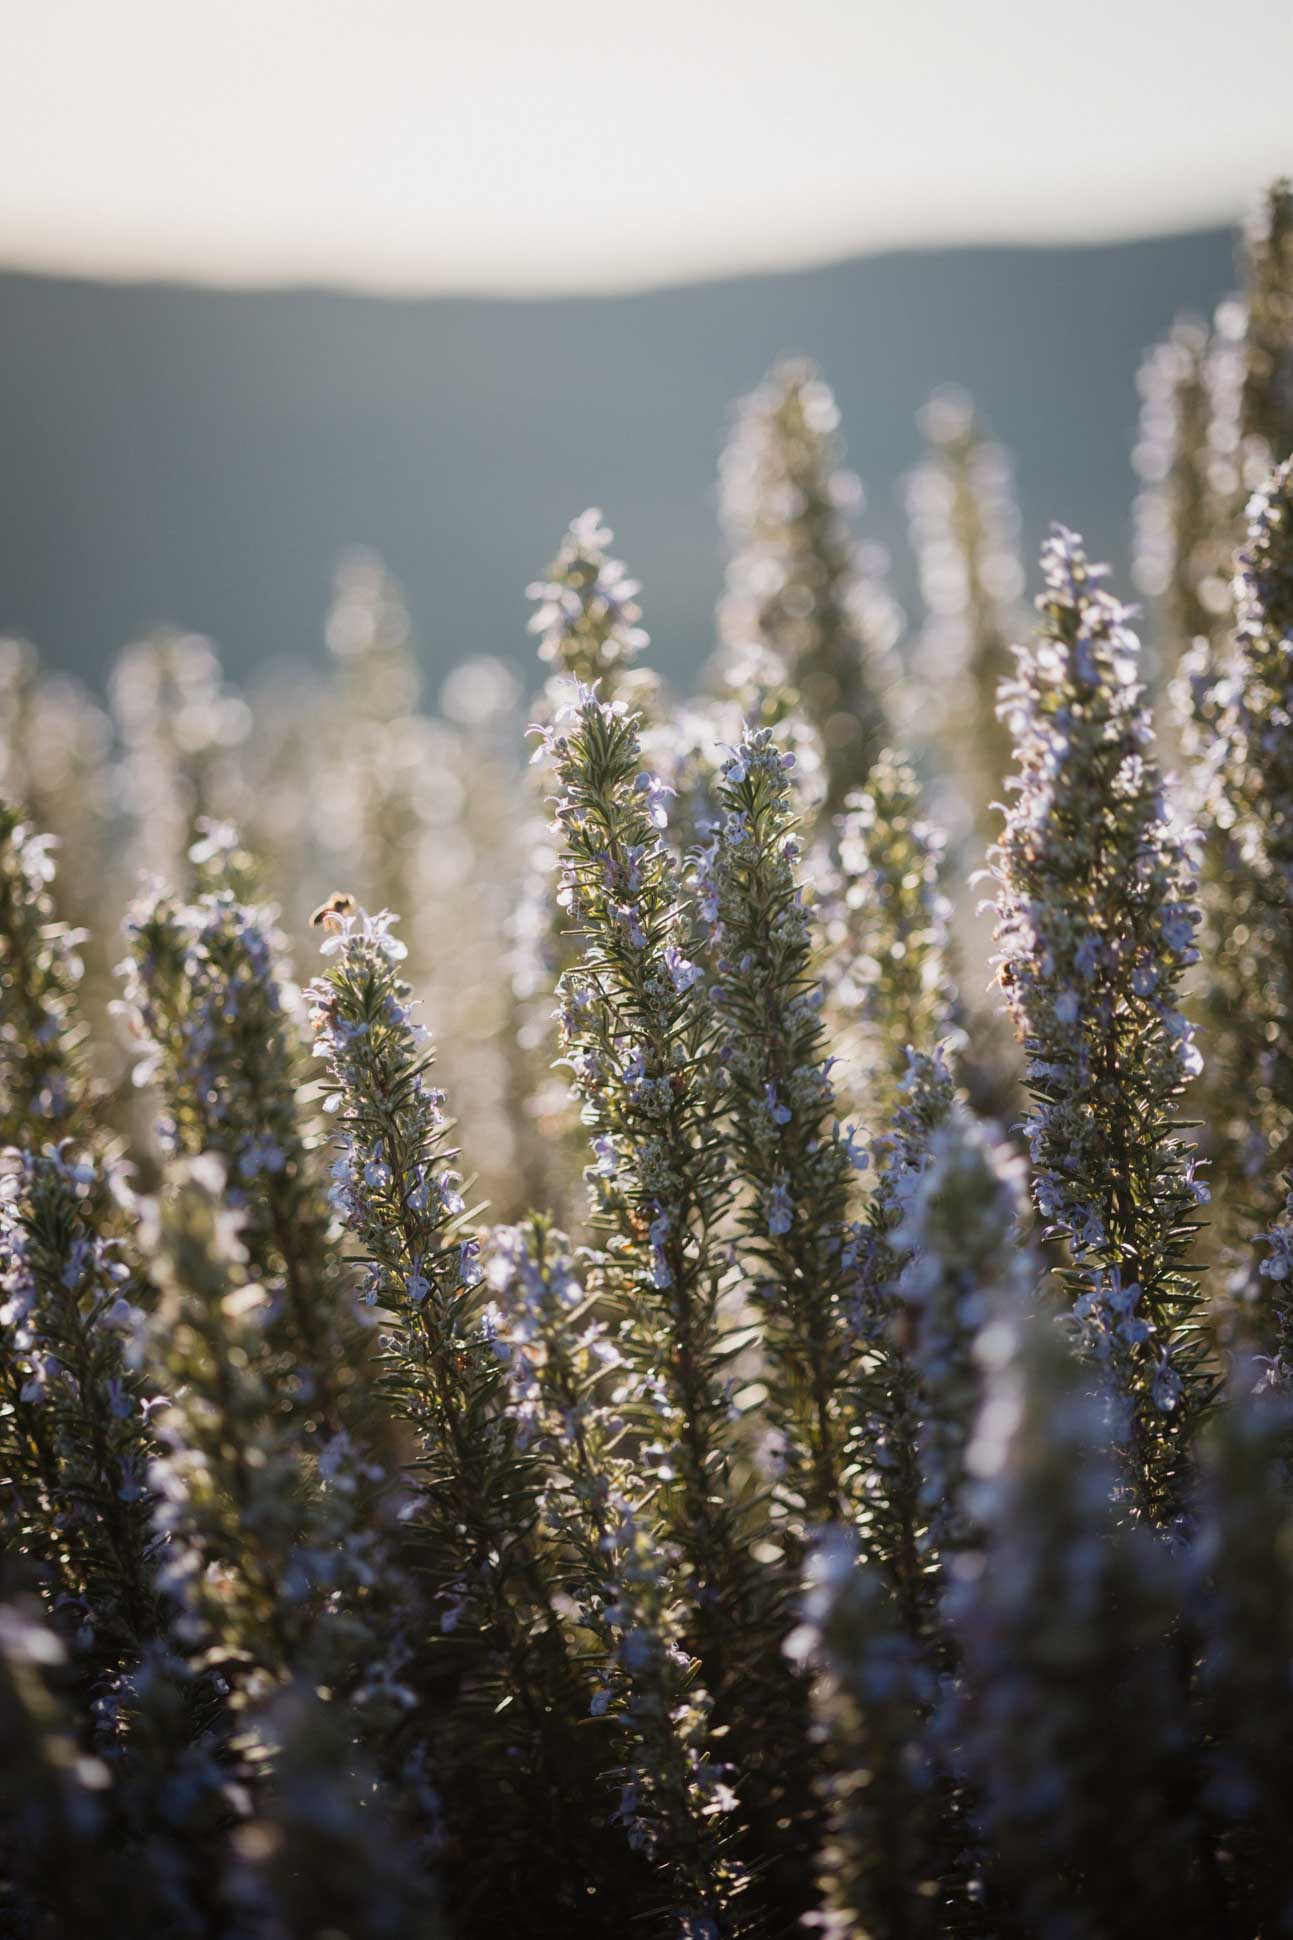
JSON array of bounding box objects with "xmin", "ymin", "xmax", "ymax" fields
[{"xmin": 2, "ymin": 180, "xmax": 1292, "ymax": 1940}]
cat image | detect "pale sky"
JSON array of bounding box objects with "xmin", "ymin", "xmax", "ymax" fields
[{"xmin": 3, "ymin": 0, "xmax": 1291, "ymax": 294}]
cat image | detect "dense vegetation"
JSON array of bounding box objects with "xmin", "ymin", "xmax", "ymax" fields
[{"xmin": 1, "ymin": 180, "xmax": 1292, "ymax": 1940}]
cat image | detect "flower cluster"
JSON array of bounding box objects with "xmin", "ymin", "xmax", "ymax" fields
[
  {"xmin": 787, "ymin": 1530, "xmax": 944, "ymax": 1939},
  {"xmin": 992, "ymin": 526, "xmax": 1210, "ymax": 1513},
  {"xmin": 307, "ymin": 902, "xmax": 629, "ymax": 1925},
  {"xmin": 796, "ymin": 1106, "xmax": 1038, "ymax": 1932},
  {"xmin": 719, "ymin": 359, "xmax": 900, "ymax": 812},
  {"xmin": 825, "ymin": 748, "xmax": 960, "ymax": 1133},
  {"xmin": 514, "ymin": 513, "xmax": 666, "ymax": 1210},
  {"xmin": 120, "ymin": 871, "xmax": 373, "ymax": 1449},
  {"xmin": 1239, "ymin": 177, "xmax": 1293, "ymax": 464},
  {"xmin": 694, "ymin": 724, "xmax": 864, "ymax": 1525},
  {"xmin": 0, "ymin": 801, "xmax": 92, "ymax": 1146},
  {"xmin": 527, "ymin": 508, "xmax": 652, "ymax": 694},
  {"xmin": 545, "ymin": 690, "xmax": 836, "ymax": 1926},
  {"xmin": 484, "ymin": 1216, "xmax": 759, "ymax": 1932},
  {"xmin": 1196, "ymin": 461, "xmax": 1293, "ymax": 1227},
  {"xmin": 142, "ymin": 1157, "xmax": 376, "ymax": 1690},
  {"xmin": 889, "ymin": 1105, "xmax": 1037, "ymax": 1565},
  {"xmin": 906, "ymin": 391, "xmax": 1024, "ymax": 839},
  {"xmin": 600, "ymin": 1512, "xmax": 747, "ymax": 1930},
  {"xmin": 541, "ymin": 689, "xmax": 746, "ymax": 1620},
  {"xmin": 1133, "ymin": 316, "xmax": 1227, "ymax": 676},
  {"xmin": 1250, "ymin": 1182, "xmax": 1293, "ymax": 1381},
  {"xmin": 848, "ymin": 1047, "xmax": 959, "ymax": 1634},
  {"xmin": 0, "ymin": 1145, "xmax": 158, "ymax": 1675},
  {"xmin": 947, "ymin": 1316, "xmax": 1205, "ymax": 1939}
]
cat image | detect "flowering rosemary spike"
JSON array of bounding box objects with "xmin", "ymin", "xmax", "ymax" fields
[
  {"xmin": 308, "ymin": 901, "xmax": 627, "ymax": 1928},
  {"xmin": 787, "ymin": 1530, "xmax": 947, "ymax": 1940},
  {"xmin": 693, "ymin": 723, "xmax": 864, "ymax": 1526},
  {"xmin": 1, "ymin": 803, "xmax": 93, "ymax": 1148},
  {"xmin": 0, "ymin": 1145, "xmax": 159, "ymax": 1674},
  {"xmin": 1239, "ymin": 178, "xmax": 1293, "ymax": 463},
  {"xmin": 1195, "ymin": 460, "xmax": 1293, "ymax": 1230},
  {"xmin": 825, "ymin": 748, "xmax": 961, "ymax": 1135},
  {"xmin": 907, "ymin": 390, "xmax": 1024, "ymax": 840},
  {"xmin": 992, "ymin": 526, "xmax": 1210, "ymax": 1515},
  {"xmin": 528, "ymin": 509, "xmax": 653, "ymax": 704},
  {"xmin": 949, "ymin": 1314, "xmax": 1206, "ymax": 1938},
  {"xmin": 120, "ymin": 871, "xmax": 374, "ymax": 1445},
  {"xmin": 541, "ymin": 688, "xmax": 748, "ymax": 1627},
  {"xmin": 719, "ymin": 360, "xmax": 899, "ymax": 813}
]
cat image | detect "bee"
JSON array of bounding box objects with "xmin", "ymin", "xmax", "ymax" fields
[
  {"xmin": 997, "ymin": 961, "xmax": 1016, "ymax": 993},
  {"xmin": 310, "ymin": 891, "xmax": 358, "ymax": 931}
]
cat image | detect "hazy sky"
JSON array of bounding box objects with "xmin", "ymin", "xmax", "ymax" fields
[{"xmin": 3, "ymin": 0, "xmax": 1291, "ymax": 294}]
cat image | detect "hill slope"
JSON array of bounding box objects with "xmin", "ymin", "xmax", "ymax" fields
[{"xmin": 0, "ymin": 228, "xmax": 1235, "ymax": 692}]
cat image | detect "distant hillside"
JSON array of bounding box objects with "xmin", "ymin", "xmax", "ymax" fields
[{"xmin": 0, "ymin": 228, "xmax": 1236, "ymax": 695}]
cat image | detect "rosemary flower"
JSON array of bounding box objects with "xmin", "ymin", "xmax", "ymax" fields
[
  {"xmin": 528, "ymin": 509, "xmax": 653, "ymax": 705},
  {"xmin": 1199, "ymin": 460, "xmax": 1293, "ymax": 1222},
  {"xmin": 812, "ymin": 1107, "xmax": 1036, "ymax": 1937},
  {"xmin": 540, "ymin": 688, "xmax": 748, "ymax": 1628},
  {"xmin": 949, "ymin": 1316, "xmax": 1204, "ymax": 1939},
  {"xmin": 543, "ymin": 689, "xmax": 820, "ymax": 1925},
  {"xmin": 1239, "ymin": 178, "xmax": 1293, "ymax": 464},
  {"xmin": 906, "ymin": 391, "xmax": 1024, "ymax": 840},
  {"xmin": 304, "ymin": 905, "xmax": 493, "ymax": 1515},
  {"xmin": 602, "ymin": 1511, "xmax": 748, "ymax": 1936},
  {"xmin": 992, "ymin": 527, "xmax": 1210, "ymax": 1513},
  {"xmin": 719, "ymin": 360, "xmax": 899, "ymax": 813},
  {"xmin": 0, "ymin": 1145, "xmax": 159, "ymax": 1672},
  {"xmin": 1249, "ymin": 1180, "xmax": 1293, "ymax": 1380},
  {"xmin": 307, "ymin": 904, "xmax": 614, "ymax": 1928},
  {"xmin": 486, "ymin": 1217, "xmax": 750, "ymax": 1930},
  {"xmin": 142, "ymin": 1156, "xmax": 372, "ymax": 1687},
  {"xmin": 825, "ymin": 749, "xmax": 960, "ymax": 1134},
  {"xmin": 516, "ymin": 512, "xmax": 662, "ymax": 1210},
  {"xmin": 0, "ymin": 802, "xmax": 92, "ymax": 1147},
  {"xmin": 848, "ymin": 1047, "xmax": 958, "ymax": 1635},
  {"xmin": 1133, "ymin": 318, "xmax": 1227, "ymax": 681},
  {"xmin": 693, "ymin": 724, "xmax": 864, "ymax": 1524},
  {"xmin": 485, "ymin": 1215, "xmax": 628, "ymax": 1568},
  {"xmin": 890, "ymin": 1104, "xmax": 1037, "ymax": 1566},
  {"xmin": 786, "ymin": 1530, "xmax": 944, "ymax": 1940},
  {"xmin": 120, "ymin": 872, "xmax": 372, "ymax": 1444}
]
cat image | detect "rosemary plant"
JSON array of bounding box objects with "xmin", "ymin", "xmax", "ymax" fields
[
  {"xmin": 693, "ymin": 724, "xmax": 864, "ymax": 1527},
  {"xmin": 992, "ymin": 527, "xmax": 1211, "ymax": 1514},
  {"xmin": 719, "ymin": 360, "xmax": 899, "ymax": 813},
  {"xmin": 1, "ymin": 803, "xmax": 92, "ymax": 1148}
]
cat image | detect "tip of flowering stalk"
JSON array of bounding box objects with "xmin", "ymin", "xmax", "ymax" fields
[
  {"xmin": 1245, "ymin": 456, "xmax": 1293, "ymax": 530},
  {"xmin": 188, "ymin": 819, "xmax": 241, "ymax": 867},
  {"xmin": 570, "ymin": 506, "xmax": 611, "ymax": 545},
  {"xmin": 1038, "ymin": 523, "xmax": 1108, "ymax": 598},
  {"xmin": 316, "ymin": 904, "xmax": 407, "ymax": 962}
]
